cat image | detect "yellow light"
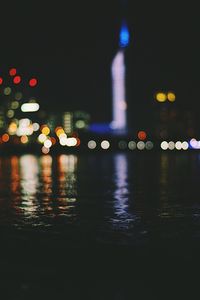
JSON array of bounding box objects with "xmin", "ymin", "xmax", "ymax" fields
[
  {"xmin": 8, "ymin": 122, "xmax": 17, "ymax": 135},
  {"xmin": 156, "ymin": 92, "xmax": 167, "ymax": 102},
  {"xmin": 21, "ymin": 135, "xmax": 28, "ymax": 144},
  {"xmin": 41, "ymin": 126, "xmax": 50, "ymax": 135},
  {"xmin": 167, "ymin": 92, "xmax": 176, "ymax": 102},
  {"xmin": 7, "ymin": 110, "xmax": 14, "ymax": 118},
  {"xmin": 56, "ymin": 128, "xmax": 65, "ymax": 137},
  {"xmin": 4, "ymin": 87, "xmax": 12, "ymax": 96}
]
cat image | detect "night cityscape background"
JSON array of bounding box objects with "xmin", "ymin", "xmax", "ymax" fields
[{"xmin": 1, "ymin": 1, "xmax": 200, "ymax": 299}]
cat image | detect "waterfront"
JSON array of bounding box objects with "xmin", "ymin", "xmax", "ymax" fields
[{"xmin": 0, "ymin": 152, "xmax": 200, "ymax": 298}]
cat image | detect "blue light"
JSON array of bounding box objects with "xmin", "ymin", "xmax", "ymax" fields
[{"xmin": 119, "ymin": 22, "xmax": 130, "ymax": 48}]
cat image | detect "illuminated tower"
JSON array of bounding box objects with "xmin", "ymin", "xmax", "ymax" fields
[{"xmin": 110, "ymin": 21, "xmax": 130, "ymax": 133}]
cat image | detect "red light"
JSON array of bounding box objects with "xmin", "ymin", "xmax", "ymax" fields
[
  {"xmin": 0, "ymin": 77, "xmax": 3, "ymax": 85},
  {"xmin": 13, "ymin": 76, "xmax": 21, "ymax": 84},
  {"xmin": 29, "ymin": 78, "xmax": 38, "ymax": 87},
  {"xmin": 9, "ymin": 68, "xmax": 17, "ymax": 76},
  {"xmin": 138, "ymin": 131, "xmax": 147, "ymax": 141}
]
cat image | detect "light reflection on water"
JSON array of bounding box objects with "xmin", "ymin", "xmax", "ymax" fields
[{"xmin": 0, "ymin": 152, "xmax": 200, "ymax": 246}]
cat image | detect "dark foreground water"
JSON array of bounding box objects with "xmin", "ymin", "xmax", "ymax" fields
[{"xmin": 1, "ymin": 152, "xmax": 200, "ymax": 299}]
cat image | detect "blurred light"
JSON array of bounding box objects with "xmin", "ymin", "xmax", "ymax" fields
[
  {"xmin": 138, "ymin": 131, "xmax": 147, "ymax": 140},
  {"xmin": 182, "ymin": 141, "xmax": 189, "ymax": 150},
  {"xmin": 59, "ymin": 136, "xmax": 68, "ymax": 146},
  {"xmin": 2, "ymin": 133, "xmax": 9, "ymax": 143},
  {"xmin": 38, "ymin": 134, "xmax": 47, "ymax": 143},
  {"xmin": 0, "ymin": 77, "xmax": 3, "ymax": 85},
  {"xmin": 29, "ymin": 78, "xmax": 38, "ymax": 87},
  {"xmin": 66, "ymin": 137, "xmax": 77, "ymax": 147},
  {"xmin": 156, "ymin": 92, "xmax": 167, "ymax": 102},
  {"xmin": 55, "ymin": 127, "xmax": 65, "ymax": 137},
  {"xmin": 42, "ymin": 146, "xmax": 50, "ymax": 154},
  {"xmin": 8, "ymin": 122, "xmax": 17, "ymax": 135},
  {"xmin": 128, "ymin": 141, "xmax": 136, "ymax": 150},
  {"xmin": 75, "ymin": 120, "xmax": 86, "ymax": 129},
  {"xmin": 7, "ymin": 110, "xmax": 14, "ymax": 118},
  {"xmin": 15, "ymin": 92, "xmax": 23, "ymax": 100},
  {"xmin": 168, "ymin": 141, "xmax": 175, "ymax": 150},
  {"xmin": 33, "ymin": 123, "xmax": 40, "ymax": 131},
  {"xmin": 167, "ymin": 92, "xmax": 176, "ymax": 102},
  {"xmin": 11, "ymin": 101, "xmax": 19, "ymax": 109},
  {"xmin": 145, "ymin": 141, "xmax": 154, "ymax": 150},
  {"xmin": 4, "ymin": 87, "xmax": 12, "ymax": 96},
  {"xmin": 101, "ymin": 140, "xmax": 110, "ymax": 150},
  {"xmin": 137, "ymin": 141, "xmax": 145, "ymax": 150},
  {"xmin": 118, "ymin": 140, "xmax": 127, "ymax": 150},
  {"xmin": 76, "ymin": 138, "xmax": 81, "ymax": 147},
  {"xmin": 13, "ymin": 76, "xmax": 21, "ymax": 84},
  {"xmin": 21, "ymin": 103, "xmax": 39, "ymax": 112},
  {"xmin": 44, "ymin": 139, "xmax": 52, "ymax": 148},
  {"xmin": 50, "ymin": 137, "xmax": 56, "ymax": 145},
  {"xmin": 21, "ymin": 135, "xmax": 28, "ymax": 144},
  {"xmin": 59, "ymin": 133, "xmax": 67, "ymax": 140},
  {"xmin": 88, "ymin": 140, "xmax": 97, "ymax": 149},
  {"xmin": 190, "ymin": 139, "xmax": 198, "ymax": 149},
  {"xmin": 175, "ymin": 141, "xmax": 182, "ymax": 150},
  {"xmin": 161, "ymin": 141, "xmax": 168, "ymax": 150},
  {"xmin": 119, "ymin": 21, "xmax": 130, "ymax": 48},
  {"xmin": 9, "ymin": 68, "xmax": 17, "ymax": 76},
  {"xmin": 41, "ymin": 126, "xmax": 50, "ymax": 135}
]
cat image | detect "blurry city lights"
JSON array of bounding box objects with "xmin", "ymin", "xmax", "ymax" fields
[
  {"xmin": 9, "ymin": 68, "xmax": 17, "ymax": 76},
  {"xmin": 11, "ymin": 101, "xmax": 19, "ymax": 109},
  {"xmin": 7, "ymin": 110, "xmax": 14, "ymax": 118},
  {"xmin": 88, "ymin": 140, "xmax": 97, "ymax": 149},
  {"xmin": 128, "ymin": 141, "xmax": 136, "ymax": 150},
  {"xmin": 0, "ymin": 77, "xmax": 3, "ymax": 85},
  {"xmin": 8, "ymin": 122, "xmax": 17, "ymax": 135},
  {"xmin": 4, "ymin": 87, "xmax": 12, "ymax": 96},
  {"xmin": 137, "ymin": 141, "xmax": 145, "ymax": 150},
  {"xmin": 38, "ymin": 134, "xmax": 47, "ymax": 143},
  {"xmin": 75, "ymin": 120, "xmax": 86, "ymax": 129},
  {"xmin": 59, "ymin": 137, "xmax": 68, "ymax": 146},
  {"xmin": 21, "ymin": 135, "xmax": 28, "ymax": 144},
  {"xmin": 44, "ymin": 139, "xmax": 52, "ymax": 148},
  {"xmin": 101, "ymin": 140, "xmax": 110, "ymax": 149},
  {"xmin": 29, "ymin": 78, "xmax": 38, "ymax": 87},
  {"xmin": 161, "ymin": 141, "xmax": 168, "ymax": 150},
  {"xmin": 167, "ymin": 92, "xmax": 176, "ymax": 102},
  {"xmin": 168, "ymin": 141, "xmax": 175, "ymax": 150},
  {"xmin": 41, "ymin": 126, "xmax": 50, "ymax": 135},
  {"xmin": 138, "ymin": 131, "xmax": 147, "ymax": 140},
  {"xmin": 42, "ymin": 146, "xmax": 50, "ymax": 154},
  {"xmin": 55, "ymin": 127, "xmax": 65, "ymax": 137},
  {"xmin": 182, "ymin": 141, "xmax": 189, "ymax": 150},
  {"xmin": 33, "ymin": 123, "xmax": 40, "ymax": 131},
  {"xmin": 145, "ymin": 141, "xmax": 154, "ymax": 150},
  {"xmin": 190, "ymin": 139, "xmax": 199, "ymax": 149},
  {"xmin": 21, "ymin": 103, "xmax": 40, "ymax": 112},
  {"xmin": 156, "ymin": 92, "xmax": 167, "ymax": 102},
  {"xmin": 13, "ymin": 75, "xmax": 21, "ymax": 84},
  {"xmin": 175, "ymin": 141, "xmax": 182, "ymax": 150},
  {"xmin": 2, "ymin": 134, "xmax": 9, "ymax": 143},
  {"xmin": 65, "ymin": 137, "xmax": 77, "ymax": 147}
]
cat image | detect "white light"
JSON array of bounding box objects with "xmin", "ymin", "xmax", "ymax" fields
[
  {"xmin": 60, "ymin": 137, "xmax": 68, "ymax": 146},
  {"xmin": 101, "ymin": 140, "xmax": 110, "ymax": 150},
  {"xmin": 137, "ymin": 141, "xmax": 145, "ymax": 150},
  {"xmin": 38, "ymin": 134, "xmax": 47, "ymax": 143},
  {"xmin": 168, "ymin": 141, "xmax": 175, "ymax": 150},
  {"xmin": 182, "ymin": 141, "xmax": 189, "ymax": 150},
  {"xmin": 145, "ymin": 141, "xmax": 154, "ymax": 150},
  {"xmin": 128, "ymin": 141, "xmax": 136, "ymax": 150},
  {"xmin": 88, "ymin": 140, "xmax": 97, "ymax": 149},
  {"xmin": 33, "ymin": 123, "xmax": 40, "ymax": 131},
  {"xmin": 65, "ymin": 137, "xmax": 77, "ymax": 147},
  {"xmin": 44, "ymin": 139, "xmax": 52, "ymax": 148},
  {"xmin": 161, "ymin": 141, "xmax": 168, "ymax": 150},
  {"xmin": 175, "ymin": 141, "xmax": 182, "ymax": 150},
  {"xmin": 21, "ymin": 103, "xmax": 40, "ymax": 112}
]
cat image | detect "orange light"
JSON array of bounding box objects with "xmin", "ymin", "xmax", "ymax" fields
[
  {"xmin": 138, "ymin": 131, "xmax": 147, "ymax": 141},
  {"xmin": 21, "ymin": 135, "xmax": 28, "ymax": 144},
  {"xmin": 2, "ymin": 134, "xmax": 9, "ymax": 143},
  {"xmin": 76, "ymin": 138, "xmax": 81, "ymax": 147},
  {"xmin": 50, "ymin": 137, "xmax": 56, "ymax": 145},
  {"xmin": 41, "ymin": 126, "xmax": 50, "ymax": 135}
]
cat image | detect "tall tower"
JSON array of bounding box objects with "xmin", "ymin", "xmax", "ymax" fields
[{"xmin": 110, "ymin": 21, "xmax": 130, "ymax": 134}]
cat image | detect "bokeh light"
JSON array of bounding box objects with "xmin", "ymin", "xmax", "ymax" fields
[
  {"xmin": 137, "ymin": 141, "xmax": 145, "ymax": 150},
  {"xmin": 101, "ymin": 140, "xmax": 110, "ymax": 150},
  {"xmin": 128, "ymin": 141, "xmax": 136, "ymax": 150},
  {"xmin": 13, "ymin": 76, "xmax": 21, "ymax": 84},
  {"xmin": 9, "ymin": 68, "xmax": 17, "ymax": 76},
  {"xmin": 161, "ymin": 141, "xmax": 168, "ymax": 150},
  {"xmin": 175, "ymin": 141, "xmax": 182, "ymax": 150},
  {"xmin": 4, "ymin": 87, "xmax": 12, "ymax": 96},
  {"xmin": 138, "ymin": 131, "xmax": 147, "ymax": 141},
  {"xmin": 29, "ymin": 78, "xmax": 38, "ymax": 87},
  {"xmin": 88, "ymin": 140, "xmax": 97, "ymax": 149},
  {"xmin": 167, "ymin": 92, "xmax": 176, "ymax": 102},
  {"xmin": 156, "ymin": 92, "xmax": 167, "ymax": 102},
  {"xmin": 2, "ymin": 134, "xmax": 9, "ymax": 143},
  {"xmin": 0, "ymin": 77, "xmax": 3, "ymax": 85},
  {"xmin": 145, "ymin": 141, "xmax": 154, "ymax": 150},
  {"xmin": 168, "ymin": 141, "xmax": 175, "ymax": 150}
]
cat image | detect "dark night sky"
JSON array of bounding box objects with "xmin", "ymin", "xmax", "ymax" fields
[{"xmin": 0, "ymin": 1, "xmax": 200, "ymax": 126}]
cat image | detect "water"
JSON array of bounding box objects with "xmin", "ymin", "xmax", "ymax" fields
[{"xmin": 1, "ymin": 152, "xmax": 200, "ymax": 298}]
